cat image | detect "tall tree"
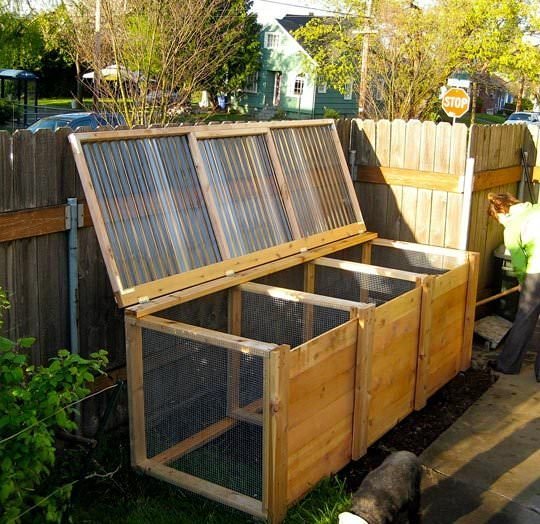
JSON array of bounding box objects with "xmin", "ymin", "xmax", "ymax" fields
[
  {"xmin": 65, "ymin": 0, "xmax": 261, "ymax": 125},
  {"xmin": 295, "ymin": 0, "xmax": 460, "ymax": 120}
]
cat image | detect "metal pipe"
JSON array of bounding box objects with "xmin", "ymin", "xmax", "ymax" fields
[
  {"xmin": 67, "ymin": 198, "xmax": 80, "ymax": 355},
  {"xmin": 349, "ymin": 149, "xmax": 357, "ymax": 180}
]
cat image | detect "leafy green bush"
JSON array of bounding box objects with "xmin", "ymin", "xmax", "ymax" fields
[
  {"xmin": 0, "ymin": 99, "xmax": 19, "ymax": 125},
  {"xmin": 323, "ymin": 107, "xmax": 341, "ymax": 119},
  {"xmin": 0, "ymin": 288, "xmax": 108, "ymax": 522}
]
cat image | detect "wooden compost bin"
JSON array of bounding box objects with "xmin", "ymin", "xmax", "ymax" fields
[
  {"xmin": 68, "ymin": 119, "xmax": 478, "ymax": 523},
  {"xmin": 126, "ymin": 281, "xmax": 374, "ymax": 522}
]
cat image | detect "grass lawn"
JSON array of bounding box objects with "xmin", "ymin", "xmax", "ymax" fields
[{"xmin": 65, "ymin": 429, "xmax": 351, "ymax": 523}]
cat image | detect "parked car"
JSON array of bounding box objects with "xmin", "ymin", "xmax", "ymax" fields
[
  {"xmin": 505, "ymin": 111, "xmax": 540, "ymax": 124},
  {"xmin": 27, "ymin": 111, "xmax": 125, "ymax": 132}
]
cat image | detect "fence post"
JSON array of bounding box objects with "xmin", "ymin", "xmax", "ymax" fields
[
  {"xmin": 459, "ymin": 158, "xmax": 475, "ymax": 250},
  {"xmin": 67, "ymin": 197, "xmax": 80, "ymax": 355}
]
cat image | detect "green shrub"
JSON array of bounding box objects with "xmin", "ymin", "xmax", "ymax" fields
[
  {"xmin": 0, "ymin": 288, "xmax": 108, "ymax": 522},
  {"xmin": 0, "ymin": 99, "xmax": 20, "ymax": 125},
  {"xmin": 323, "ymin": 107, "xmax": 341, "ymax": 119}
]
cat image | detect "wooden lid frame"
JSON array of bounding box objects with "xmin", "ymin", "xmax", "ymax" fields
[{"xmin": 69, "ymin": 119, "xmax": 365, "ymax": 307}]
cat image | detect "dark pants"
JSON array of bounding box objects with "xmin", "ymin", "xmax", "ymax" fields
[{"xmin": 497, "ymin": 272, "xmax": 540, "ymax": 378}]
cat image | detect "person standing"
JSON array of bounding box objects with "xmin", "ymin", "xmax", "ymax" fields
[{"xmin": 487, "ymin": 192, "xmax": 540, "ymax": 382}]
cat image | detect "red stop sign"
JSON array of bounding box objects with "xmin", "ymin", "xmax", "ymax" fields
[{"xmin": 442, "ymin": 87, "xmax": 470, "ymax": 118}]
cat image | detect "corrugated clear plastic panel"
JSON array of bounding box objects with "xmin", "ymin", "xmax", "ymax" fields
[
  {"xmin": 142, "ymin": 328, "xmax": 264, "ymax": 500},
  {"xmin": 315, "ymin": 265, "xmax": 416, "ymax": 306},
  {"xmin": 81, "ymin": 136, "xmax": 220, "ymax": 288},
  {"xmin": 199, "ymin": 135, "xmax": 292, "ymax": 257},
  {"xmin": 272, "ymin": 125, "xmax": 358, "ymax": 236},
  {"xmin": 371, "ymin": 245, "xmax": 454, "ymax": 274},
  {"xmin": 241, "ymin": 291, "xmax": 349, "ymax": 347}
]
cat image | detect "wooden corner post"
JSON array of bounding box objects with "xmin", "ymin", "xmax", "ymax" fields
[
  {"xmin": 414, "ymin": 275, "xmax": 435, "ymax": 410},
  {"xmin": 265, "ymin": 344, "xmax": 289, "ymax": 524},
  {"xmin": 227, "ymin": 286, "xmax": 242, "ymax": 416},
  {"xmin": 125, "ymin": 316, "xmax": 147, "ymax": 467},
  {"xmin": 461, "ymin": 251, "xmax": 480, "ymax": 371},
  {"xmin": 352, "ymin": 305, "xmax": 375, "ymax": 460}
]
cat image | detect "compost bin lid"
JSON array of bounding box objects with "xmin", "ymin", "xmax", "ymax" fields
[{"xmin": 69, "ymin": 120, "xmax": 366, "ymax": 307}]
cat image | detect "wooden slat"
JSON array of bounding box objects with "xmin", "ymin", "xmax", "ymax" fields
[
  {"xmin": 473, "ymin": 166, "xmax": 522, "ymax": 191},
  {"xmin": 152, "ymin": 418, "xmax": 236, "ymax": 465},
  {"xmin": 356, "ymin": 166, "xmax": 464, "ymax": 193},
  {"xmin": 227, "ymin": 287, "xmax": 242, "ymax": 415},
  {"xmin": 461, "ymin": 252, "xmax": 479, "ymax": 371},
  {"xmin": 142, "ymin": 461, "xmax": 265, "ymax": 519},
  {"xmin": 137, "ymin": 315, "xmax": 277, "ymax": 357},
  {"xmin": 0, "ymin": 203, "xmax": 92, "ymax": 242},
  {"xmin": 432, "ymin": 263, "xmax": 469, "ymax": 300},
  {"xmin": 302, "ymin": 262, "xmax": 315, "ymax": 342},
  {"xmin": 118, "ymin": 223, "xmax": 371, "ymax": 308},
  {"xmin": 314, "ymin": 256, "xmax": 423, "ymax": 282},
  {"xmin": 288, "ymin": 319, "xmax": 358, "ymax": 379},
  {"xmin": 68, "ymin": 134, "xmax": 125, "ymax": 295},
  {"xmin": 125, "ymin": 319, "xmax": 146, "ymax": 466},
  {"xmin": 126, "ymin": 232, "xmax": 378, "ymax": 317},
  {"xmin": 265, "ymin": 345, "xmax": 289, "ymax": 523},
  {"xmin": 240, "ymin": 282, "xmax": 365, "ymax": 311},
  {"xmin": 414, "ymin": 275, "xmax": 435, "ymax": 410},
  {"xmin": 371, "ymin": 237, "xmax": 468, "ymax": 261},
  {"xmin": 352, "ymin": 305, "xmax": 375, "ymax": 459}
]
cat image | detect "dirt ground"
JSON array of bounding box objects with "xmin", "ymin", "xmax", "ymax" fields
[{"xmin": 339, "ymin": 343, "xmax": 497, "ymax": 493}]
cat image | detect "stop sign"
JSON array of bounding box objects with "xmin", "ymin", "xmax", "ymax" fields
[{"xmin": 442, "ymin": 87, "xmax": 470, "ymax": 118}]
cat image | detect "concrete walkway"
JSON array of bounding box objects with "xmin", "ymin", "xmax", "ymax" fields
[{"xmin": 420, "ymin": 361, "xmax": 540, "ymax": 523}]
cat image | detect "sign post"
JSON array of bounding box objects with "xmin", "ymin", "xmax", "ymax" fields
[{"xmin": 441, "ymin": 87, "xmax": 470, "ymax": 123}]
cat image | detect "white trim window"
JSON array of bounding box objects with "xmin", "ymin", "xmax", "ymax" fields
[
  {"xmin": 244, "ymin": 72, "xmax": 258, "ymax": 93},
  {"xmin": 264, "ymin": 32, "xmax": 280, "ymax": 49},
  {"xmin": 317, "ymin": 83, "xmax": 327, "ymax": 94},
  {"xmin": 293, "ymin": 75, "xmax": 305, "ymax": 96},
  {"xmin": 344, "ymin": 81, "xmax": 353, "ymax": 100}
]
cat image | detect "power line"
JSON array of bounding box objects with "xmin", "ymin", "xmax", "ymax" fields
[{"xmin": 255, "ymin": 0, "xmax": 370, "ymax": 18}]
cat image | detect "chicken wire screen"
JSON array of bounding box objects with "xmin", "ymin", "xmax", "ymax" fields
[
  {"xmin": 370, "ymin": 245, "xmax": 461, "ymax": 275},
  {"xmin": 240, "ymin": 291, "xmax": 350, "ymax": 348},
  {"xmin": 141, "ymin": 327, "xmax": 264, "ymax": 500},
  {"xmin": 315, "ymin": 265, "xmax": 416, "ymax": 306}
]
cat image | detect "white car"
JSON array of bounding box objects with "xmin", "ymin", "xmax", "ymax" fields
[{"xmin": 505, "ymin": 111, "xmax": 540, "ymax": 124}]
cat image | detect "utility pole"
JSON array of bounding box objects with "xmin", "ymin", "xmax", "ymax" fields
[
  {"xmin": 358, "ymin": 0, "xmax": 373, "ymax": 118},
  {"xmin": 93, "ymin": 0, "xmax": 102, "ymax": 109}
]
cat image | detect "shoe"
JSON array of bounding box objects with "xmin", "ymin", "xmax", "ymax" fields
[{"xmin": 487, "ymin": 360, "xmax": 507, "ymax": 374}]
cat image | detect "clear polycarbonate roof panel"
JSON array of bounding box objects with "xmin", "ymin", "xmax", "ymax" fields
[
  {"xmin": 81, "ymin": 136, "xmax": 221, "ymax": 289},
  {"xmin": 198, "ymin": 135, "xmax": 292, "ymax": 257},
  {"xmin": 272, "ymin": 125, "xmax": 359, "ymax": 236}
]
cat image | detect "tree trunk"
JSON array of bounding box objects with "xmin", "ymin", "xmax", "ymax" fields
[
  {"xmin": 516, "ymin": 77, "xmax": 525, "ymax": 112},
  {"xmin": 470, "ymin": 81, "xmax": 477, "ymax": 125}
]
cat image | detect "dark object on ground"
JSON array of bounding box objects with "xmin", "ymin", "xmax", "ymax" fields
[{"xmin": 341, "ymin": 451, "xmax": 421, "ymax": 524}]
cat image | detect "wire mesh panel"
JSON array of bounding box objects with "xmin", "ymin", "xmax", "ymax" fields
[
  {"xmin": 272, "ymin": 125, "xmax": 360, "ymax": 236},
  {"xmin": 198, "ymin": 135, "xmax": 292, "ymax": 257},
  {"xmin": 315, "ymin": 265, "xmax": 416, "ymax": 306},
  {"xmin": 241, "ymin": 290, "xmax": 350, "ymax": 348},
  {"xmin": 370, "ymin": 244, "xmax": 461, "ymax": 275},
  {"xmin": 80, "ymin": 136, "xmax": 220, "ymax": 288},
  {"xmin": 141, "ymin": 327, "xmax": 265, "ymax": 501}
]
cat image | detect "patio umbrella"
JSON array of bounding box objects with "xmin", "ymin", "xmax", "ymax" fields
[{"xmin": 82, "ymin": 64, "xmax": 138, "ymax": 82}]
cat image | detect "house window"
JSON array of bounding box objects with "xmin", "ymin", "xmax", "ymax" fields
[
  {"xmin": 317, "ymin": 83, "xmax": 327, "ymax": 94},
  {"xmin": 293, "ymin": 76, "xmax": 305, "ymax": 96},
  {"xmin": 264, "ymin": 32, "xmax": 280, "ymax": 49},
  {"xmin": 344, "ymin": 81, "xmax": 353, "ymax": 100},
  {"xmin": 244, "ymin": 72, "xmax": 258, "ymax": 93}
]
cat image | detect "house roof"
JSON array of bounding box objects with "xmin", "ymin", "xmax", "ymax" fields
[{"xmin": 277, "ymin": 15, "xmax": 318, "ymax": 33}]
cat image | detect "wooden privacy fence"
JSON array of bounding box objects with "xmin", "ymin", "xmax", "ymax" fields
[
  {"xmin": 1, "ymin": 119, "xmax": 538, "ymax": 370},
  {"xmin": 337, "ymin": 119, "xmax": 535, "ymax": 296}
]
